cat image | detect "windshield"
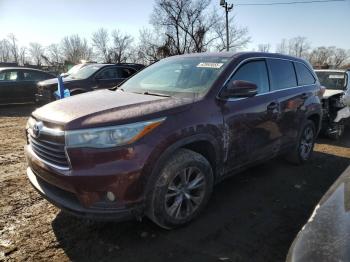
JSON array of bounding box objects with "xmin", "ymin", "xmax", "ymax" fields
[
  {"xmin": 67, "ymin": 64, "xmax": 84, "ymax": 75},
  {"xmin": 316, "ymin": 71, "xmax": 347, "ymax": 90},
  {"xmin": 121, "ymin": 56, "xmax": 231, "ymax": 97},
  {"xmin": 70, "ymin": 65, "xmax": 102, "ymax": 80}
]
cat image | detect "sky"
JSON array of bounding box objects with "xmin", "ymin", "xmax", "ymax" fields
[{"xmin": 0, "ymin": 0, "xmax": 349, "ymax": 51}]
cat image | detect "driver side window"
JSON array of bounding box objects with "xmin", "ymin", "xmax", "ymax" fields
[
  {"xmin": 231, "ymin": 60, "xmax": 270, "ymax": 94},
  {"xmin": 96, "ymin": 68, "xmax": 118, "ymax": 79}
]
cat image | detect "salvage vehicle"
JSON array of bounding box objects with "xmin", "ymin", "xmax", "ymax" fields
[
  {"xmin": 286, "ymin": 165, "xmax": 350, "ymax": 262},
  {"xmin": 0, "ymin": 67, "xmax": 55, "ymax": 104},
  {"xmin": 315, "ymin": 69, "xmax": 350, "ymax": 139},
  {"xmin": 35, "ymin": 63, "xmax": 144, "ymax": 104},
  {"xmin": 25, "ymin": 52, "xmax": 322, "ymax": 229}
]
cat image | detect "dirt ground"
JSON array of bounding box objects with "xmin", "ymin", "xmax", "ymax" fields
[{"xmin": 0, "ymin": 105, "xmax": 349, "ymax": 262}]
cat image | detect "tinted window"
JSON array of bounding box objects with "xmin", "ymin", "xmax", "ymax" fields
[
  {"xmin": 268, "ymin": 59, "xmax": 297, "ymax": 90},
  {"xmin": 230, "ymin": 60, "xmax": 269, "ymax": 94},
  {"xmin": 0, "ymin": 71, "xmax": 20, "ymax": 81},
  {"xmin": 96, "ymin": 67, "xmax": 118, "ymax": 79},
  {"xmin": 119, "ymin": 67, "xmax": 136, "ymax": 78},
  {"xmin": 23, "ymin": 71, "xmax": 51, "ymax": 81},
  {"xmin": 294, "ymin": 63, "xmax": 315, "ymax": 86}
]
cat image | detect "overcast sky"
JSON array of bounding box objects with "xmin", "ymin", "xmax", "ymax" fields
[{"xmin": 0, "ymin": 0, "xmax": 349, "ymax": 51}]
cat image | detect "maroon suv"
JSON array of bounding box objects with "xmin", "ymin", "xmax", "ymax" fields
[{"xmin": 25, "ymin": 52, "xmax": 322, "ymax": 229}]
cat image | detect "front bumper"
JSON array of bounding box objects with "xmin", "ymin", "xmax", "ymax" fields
[
  {"xmin": 24, "ymin": 143, "xmax": 146, "ymax": 221},
  {"xmin": 27, "ymin": 167, "xmax": 138, "ymax": 221}
]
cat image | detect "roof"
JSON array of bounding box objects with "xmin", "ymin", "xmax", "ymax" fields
[
  {"xmin": 0, "ymin": 67, "xmax": 52, "ymax": 73},
  {"xmin": 167, "ymin": 51, "xmax": 309, "ymax": 63}
]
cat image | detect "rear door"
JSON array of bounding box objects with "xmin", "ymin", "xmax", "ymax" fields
[
  {"xmin": 0, "ymin": 70, "xmax": 22, "ymax": 104},
  {"xmin": 266, "ymin": 59, "xmax": 313, "ymax": 148},
  {"xmin": 221, "ymin": 59, "xmax": 281, "ymax": 172}
]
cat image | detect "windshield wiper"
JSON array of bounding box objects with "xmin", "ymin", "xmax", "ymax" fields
[{"xmin": 143, "ymin": 91, "xmax": 170, "ymax": 97}]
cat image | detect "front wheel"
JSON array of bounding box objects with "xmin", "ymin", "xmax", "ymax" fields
[
  {"xmin": 147, "ymin": 149, "xmax": 213, "ymax": 229},
  {"xmin": 285, "ymin": 120, "xmax": 316, "ymax": 165}
]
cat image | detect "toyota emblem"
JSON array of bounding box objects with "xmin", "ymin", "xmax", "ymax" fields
[{"xmin": 32, "ymin": 121, "xmax": 43, "ymax": 138}]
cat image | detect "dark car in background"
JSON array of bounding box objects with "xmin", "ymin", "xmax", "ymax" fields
[
  {"xmin": 36, "ymin": 63, "xmax": 144, "ymax": 104},
  {"xmin": 0, "ymin": 67, "xmax": 55, "ymax": 104},
  {"xmin": 25, "ymin": 52, "xmax": 322, "ymax": 229}
]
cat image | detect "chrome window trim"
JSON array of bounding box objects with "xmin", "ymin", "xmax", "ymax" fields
[{"xmin": 217, "ymin": 56, "xmax": 316, "ymax": 101}]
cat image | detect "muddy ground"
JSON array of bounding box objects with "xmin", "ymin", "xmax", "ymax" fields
[{"xmin": 0, "ymin": 105, "xmax": 349, "ymax": 262}]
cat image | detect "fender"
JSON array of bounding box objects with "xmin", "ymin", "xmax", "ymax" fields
[{"xmin": 143, "ymin": 133, "xmax": 224, "ymax": 200}]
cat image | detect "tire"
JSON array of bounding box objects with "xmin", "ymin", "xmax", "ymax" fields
[
  {"xmin": 328, "ymin": 121, "xmax": 345, "ymax": 140},
  {"xmin": 147, "ymin": 148, "xmax": 214, "ymax": 229},
  {"xmin": 285, "ymin": 120, "xmax": 316, "ymax": 165}
]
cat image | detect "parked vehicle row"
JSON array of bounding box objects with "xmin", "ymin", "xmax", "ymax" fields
[
  {"xmin": 25, "ymin": 52, "xmax": 323, "ymax": 229},
  {"xmin": 0, "ymin": 63, "xmax": 144, "ymax": 105}
]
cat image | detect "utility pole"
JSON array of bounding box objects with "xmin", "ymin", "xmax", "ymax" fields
[{"xmin": 220, "ymin": 0, "xmax": 233, "ymax": 51}]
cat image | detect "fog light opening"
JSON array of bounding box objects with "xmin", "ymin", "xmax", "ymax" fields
[{"xmin": 106, "ymin": 191, "xmax": 116, "ymax": 202}]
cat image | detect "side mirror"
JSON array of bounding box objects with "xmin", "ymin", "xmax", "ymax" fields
[{"xmin": 222, "ymin": 80, "xmax": 258, "ymax": 98}]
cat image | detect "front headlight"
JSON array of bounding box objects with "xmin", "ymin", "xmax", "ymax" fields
[{"xmin": 65, "ymin": 117, "xmax": 166, "ymax": 148}]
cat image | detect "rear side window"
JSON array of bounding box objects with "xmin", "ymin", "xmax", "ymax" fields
[
  {"xmin": 294, "ymin": 63, "xmax": 315, "ymax": 86},
  {"xmin": 0, "ymin": 71, "xmax": 20, "ymax": 81},
  {"xmin": 268, "ymin": 59, "xmax": 297, "ymax": 90},
  {"xmin": 23, "ymin": 71, "xmax": 52, "ymax": 81},
  {"xmin": 230, "ymin": 60, "xmax": 269, "ymax": 94}
]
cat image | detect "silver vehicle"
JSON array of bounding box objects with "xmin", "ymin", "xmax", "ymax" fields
[{"xmin": 315, "ymin": 69, "xmax": 350, "ymax": 139}]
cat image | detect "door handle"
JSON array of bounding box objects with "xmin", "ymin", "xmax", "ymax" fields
[{"xmin": 267, "ymin": 102, "xmax": 279, "ymax": 111}]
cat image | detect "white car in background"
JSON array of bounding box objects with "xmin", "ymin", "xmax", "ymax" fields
[{"xmin": 315, "ymin": 69, "xmax": 350, "ymax": 139}]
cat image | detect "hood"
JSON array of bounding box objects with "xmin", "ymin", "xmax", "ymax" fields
[
  {"xmin": 32, "ymin": 90, "xmax": 193, "ymax": 130},
  {"xmin": 323, "ymin": 89, "xmax": 344, "ymax": 99},
  {"xmin": 38, "ymin": 77, "xmax": 84, "ymax": 87}
]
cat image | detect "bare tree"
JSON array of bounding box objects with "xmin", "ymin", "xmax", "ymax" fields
[
  {"xmin": 19, "ymin": 47, "xmax": 26, "ymax": 66},
  {"xmin": 276, "ymin": 39, "xmax": 288, "ymax": 54},
  {"xmin": 61, "ymin": 35, "xmax": 92, "ymax": 64},
  {"xmin": 135, "ymin": 28, "xmax": 166, "ymax": 64},
  {"xmin": 29, "ymin": 42, "xmax": 45, "ymax": 66},
  {"xmin": 258, "ymin": 43, "xmax": 271, "ymax": 53},
  {"xmin": 150, "ymin": 0, "xmax": 249, "ymax": 55},
  {"xmin": 288, "ymin": 36, "xmax": 310, "ymax": 58},
  {"xmin": 0, "ymin": 39, "xmax": 11, "ymax": 62},
  {"xmin": 47, "ymin": 43, "xmax": 63, "ymax": 65},
  {"xmin": 212, "ymin": 13, "xmax": 250, "ymax": 52},
  {"xmin": 7, "ymin": 34, "xmax": 19, "ymax": 63},
  {"xmin": 309, "ymin": 46, "xmax": 333, "ymax": 66},
  {"xmin": 92, "ymin": 28, "xmax": 110, "ymax": 63},
  {"xmin": 110, "ymin": 30, "xmax": 133, "ymax": 63},
  {"xmin": 331, "ymin": 48, "xmax": 349, "ymax": 67}
]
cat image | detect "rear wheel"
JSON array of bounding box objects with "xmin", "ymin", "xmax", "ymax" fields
[
  {"xmin": 147, "ymin": 149, "xmax": 213, "ymax": 229},
  {"xmin": 286, "ymin": 120, "xmax": 316, "ymax": 165}
]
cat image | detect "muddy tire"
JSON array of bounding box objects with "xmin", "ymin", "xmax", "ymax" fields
[
  {"xmin": 147, "ymin": 149, "xmax": 213, "ymax": 229},
  {"xmin": 285, "ymin": 120, "xmax": 316, "ymax": 165}
]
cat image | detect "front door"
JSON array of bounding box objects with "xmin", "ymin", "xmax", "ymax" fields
[{"xmin": 220, "ymin": 59, "xmax": 282, "ymax": 173}]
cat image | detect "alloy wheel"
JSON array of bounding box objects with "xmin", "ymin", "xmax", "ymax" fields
[
  {"xmin": 299, "ymin": 126, "xmax": 314, "ymax": 160},
  {"xmin": 165, "ymin": 167, "xmax": 206, "ymax": 220}
]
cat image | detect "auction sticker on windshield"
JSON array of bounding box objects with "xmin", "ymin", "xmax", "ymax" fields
[{"xmin": 197, "ymin": 63, "xmax": 224, "ymax": 69}]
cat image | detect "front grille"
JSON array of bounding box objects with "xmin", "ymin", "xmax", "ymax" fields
[{"xmin": 27, "ymin": 120, "xmax": 69, "ymax": 169}]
